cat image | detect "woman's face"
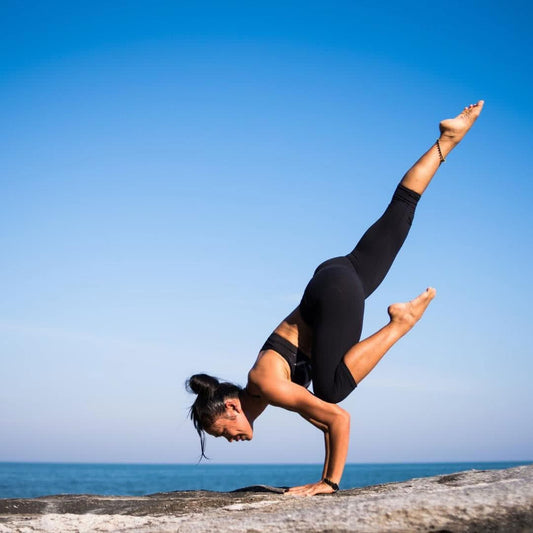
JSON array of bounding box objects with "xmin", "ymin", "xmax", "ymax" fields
[{"xmin": 207, "ymin": 399, "xmax": 253, "ymax": 442}]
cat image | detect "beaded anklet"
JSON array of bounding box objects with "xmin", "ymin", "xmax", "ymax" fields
[{"xmin": 436, "ymin": 139, "xmax": 446, "ymax": 163}]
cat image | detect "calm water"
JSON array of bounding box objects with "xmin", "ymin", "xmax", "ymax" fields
[{"xmin": 0, "ymin": 461, "xmax": 530, "ymax": 499}]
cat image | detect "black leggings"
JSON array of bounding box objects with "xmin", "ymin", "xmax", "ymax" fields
[{"xmin": 299, "ymin": 184, "xmax": 421, "ymax": 403}]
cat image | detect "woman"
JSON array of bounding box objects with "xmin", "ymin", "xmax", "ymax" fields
[{"xmin": 186, "ymin": 101, "xmax": 484, "ymax": 496}]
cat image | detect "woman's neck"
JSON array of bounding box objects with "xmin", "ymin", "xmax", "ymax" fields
[{"xmin": 240, "ymin": 387, "xmax": 268, "ymax": 426}]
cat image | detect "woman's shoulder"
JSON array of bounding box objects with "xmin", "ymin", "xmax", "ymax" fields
[{"xmin": 248, "ymin": 349, "xmax": 291, "ymax": 394}]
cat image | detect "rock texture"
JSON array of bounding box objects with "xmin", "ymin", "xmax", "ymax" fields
[{"xmin": 1, "ymin": 465, "xmax": 532, "ymax": 532}]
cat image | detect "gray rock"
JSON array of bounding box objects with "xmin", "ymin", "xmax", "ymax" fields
[{"xmin": 0, "ymin": 465, "xmax": 532, "ymax": 532}]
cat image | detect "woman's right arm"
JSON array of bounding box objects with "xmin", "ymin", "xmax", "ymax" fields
[
  {"xmin": 256, "ymin": 377, "xmax": 350, "ymax": 495},
  {"xmin": 300, "ymin": 413, "xmax": 330, "ymax": 480}
]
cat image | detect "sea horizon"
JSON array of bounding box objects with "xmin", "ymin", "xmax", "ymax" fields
[
  {"xmin": 1, "ymin": 460, "xmax": 531, "ymax": 499},
  {"xmin": 1, "ymin": 459, "xmax": 532, "ymax": 465}
]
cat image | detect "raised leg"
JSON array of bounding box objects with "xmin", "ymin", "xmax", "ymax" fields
[
  {"xmin": 347, "ymin": 184, "xmax": 420, "ymax": 298},
  {"xmin": 348, "ymin": 101, "xmax": 485, "ymax": 298},
  {"xmin": 400, "ymin": 100, "xmax": 484, "ymax": 194},
  {"xmin": 310, "ymin": 102, "xmax": 484, "ymax": 398},
  {"xmin": 344, "ymin": 288, "xmax": 437, "ymax": 383}
]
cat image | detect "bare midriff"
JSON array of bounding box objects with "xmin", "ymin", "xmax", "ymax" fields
[
  {"xmin": 247, "ymin": 306, "xmax": 313, "ymax": 396},
  {"xmin": 272, "ymin": 306, "xmax": 313, "ymax": 359}
]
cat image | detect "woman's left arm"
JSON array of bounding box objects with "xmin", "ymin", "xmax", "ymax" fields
[
  {"xmin": 258, "ymin": 378, "xmax": 350, "ymax": 495},
  {"xmin": 299, "ymin": 413, "xmax": 330, "ymax": 480}
]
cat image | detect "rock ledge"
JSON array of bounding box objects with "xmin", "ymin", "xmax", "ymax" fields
[{"xmin": 1, "ymin": 465, "xmax": 532, "ymax": 532}]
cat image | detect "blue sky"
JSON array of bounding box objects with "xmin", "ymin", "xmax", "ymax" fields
[{"xmin": 1, "ymin": 1, "xmax": 532, "ymax": 465}]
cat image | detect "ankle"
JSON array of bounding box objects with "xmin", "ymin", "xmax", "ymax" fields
[
  {"xmin": 436, "ymin": 135, "xmax": 458, "ymax": 158},
  {"xmin": 386, "ymin": 318, "xmax": 411, "ymax": 337}
]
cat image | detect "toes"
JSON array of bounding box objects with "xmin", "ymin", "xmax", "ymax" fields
[{"xmin": 414, "ymin": 287, "xmax": 436, "ymax": 304}]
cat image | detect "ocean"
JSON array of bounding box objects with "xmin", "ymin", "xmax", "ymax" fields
[{"xmin": 0, "ymin": 461, "xmax": 530, "ymax": 499}]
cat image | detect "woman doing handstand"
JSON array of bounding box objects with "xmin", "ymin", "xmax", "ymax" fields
[{"xmin": 186, "ymin": 101, "xmax": 484, "ymax": 496}]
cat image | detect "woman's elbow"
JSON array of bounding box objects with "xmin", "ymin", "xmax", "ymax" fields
[{"xmin": 332, "ymin": 406, "xmax": 350, "ymax": 430}]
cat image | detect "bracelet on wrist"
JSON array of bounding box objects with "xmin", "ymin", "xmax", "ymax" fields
[{"xmin": 322, "ymin": 478, "xmax": 339, "ymax": 492}]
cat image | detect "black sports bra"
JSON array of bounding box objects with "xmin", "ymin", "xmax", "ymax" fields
[{"xmin": 261, "ymin": 332, "xmax": 313, "ymax": 388}]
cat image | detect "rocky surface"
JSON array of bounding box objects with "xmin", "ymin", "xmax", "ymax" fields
[{"xmin": 0, "ymin": 465, "xmax": 532, "ymax": 532}]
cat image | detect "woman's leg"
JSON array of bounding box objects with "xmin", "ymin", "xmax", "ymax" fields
[
  {"xmin": 348, "ymin": 100, "xmax": 485, "ymax": 298},
  {"xmin": 401, "ymin": 100, "xmax": 484, "ymax": 194},
  {"xmin": 306, "ymin": 102, "xmax": 485, "ymax": 400},
  {"xmin": 344, "ymin": 287, "xmax": 436, "ymax": 384},
  {"xmin": 347, "ymin": 183, "xmax": 420, "ymax": 298},
  {"xmin": 301, "ymin": 259, "xmax": 364, "ymax": 403},
  {"xmin": 343, "ymin": 101, "xmax": 484, "ymax": 383}
]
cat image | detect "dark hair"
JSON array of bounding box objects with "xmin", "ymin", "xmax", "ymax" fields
[{"xmin": 186, "ymin": 373, "xmax": 242, "ymax": 459}]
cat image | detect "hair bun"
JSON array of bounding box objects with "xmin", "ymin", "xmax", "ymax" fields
[{"xmin": 187, "ymin": 374, "xmax": 220, "ymax": 397}]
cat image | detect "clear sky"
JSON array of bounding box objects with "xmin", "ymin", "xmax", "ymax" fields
[{"xmin": 1, "ymin": 1, "xmax": 532, "ymax": 465}]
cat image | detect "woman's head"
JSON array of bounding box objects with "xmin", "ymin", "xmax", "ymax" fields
[{"xmin": 186, "ymin": 374, "xmax": 253, "ymax": 458}]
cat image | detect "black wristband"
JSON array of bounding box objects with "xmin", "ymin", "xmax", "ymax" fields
[{"xmin": 322, "ymin": 478, "xmax": 339, "ymax": 492}]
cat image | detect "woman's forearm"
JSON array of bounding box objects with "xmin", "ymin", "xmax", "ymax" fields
[
  {"xmin": 260, "ymin": 379, "xmax": 351, "ymax": 492},
  {"xmin": 321, "ymin": 429, "xmax": 330, "ymax": 479},
  {"xmin": 300, "ymin": 410, "xmax": 348, "ymax": 486},
  {"xmin": 299, "ymin": 405, "xmax": 350, "ymax": 484},
  {"xmin": 299, "ymin": 414, "xmax": 331, "ymax": 479},
  {"xmin": 324, "ymin": 408, "xmax": 350, "ymax": 483}
]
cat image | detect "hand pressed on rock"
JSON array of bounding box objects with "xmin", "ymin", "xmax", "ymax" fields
[{"xmin": 285, "ymin": 480, "xmax": 337, "ymax": 497}]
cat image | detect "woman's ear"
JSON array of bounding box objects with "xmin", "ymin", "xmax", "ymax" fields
[{"xmin": 224, "ymin": 398, "xmax": 241, "ymax": 413}]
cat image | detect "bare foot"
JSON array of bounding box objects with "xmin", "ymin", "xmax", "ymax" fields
[
  {"xmin": 439, "ymin": 100, "xmax": 484, "ymax": 145},
  {"xmin": 388, "ymin": 287, "xmax": 437, "ymax": 333}
]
